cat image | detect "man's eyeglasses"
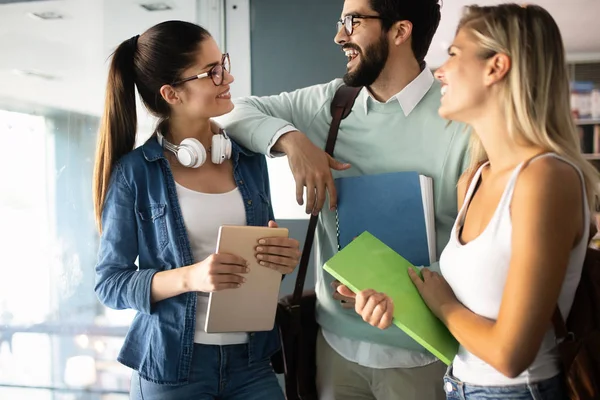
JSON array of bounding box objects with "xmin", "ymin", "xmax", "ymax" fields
[
  {"xmin": 336, "ymin": 14, "xmax": 385, "ymax": 36},
  {"xmin": 171, "ymin": 53, "xmax": 231, "ymax": 87}
]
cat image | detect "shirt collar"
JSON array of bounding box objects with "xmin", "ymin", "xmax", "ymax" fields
[{"xmin": 362, "ymin": 66, "xmax": 435, "ymax": 116}]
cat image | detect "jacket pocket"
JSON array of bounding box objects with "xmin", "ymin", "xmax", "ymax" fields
[{"xmin": 137, "ymin": 204, "xmax": 168, "ymax": 251}]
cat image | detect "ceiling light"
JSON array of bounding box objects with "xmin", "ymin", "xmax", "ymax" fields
[
  {"xmin": 12, "ymin": 69, "xmax": 59, "ymax": 81},
  {"xmin": 0, "ymin": 0, "xmax": 51, "ymax": 3},
  {"xmin": 140, "ymin": 2, "xmax": 173, "ymax": 12},
  {"xmin": 27, "ymin": 11, "xmax": 65, "ymax": 20}
]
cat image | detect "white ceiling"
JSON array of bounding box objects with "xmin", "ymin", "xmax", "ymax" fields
[
  {"xmin": 0, "ymin": 0, "xmax": 599, "ymax": 117},
  {"xmin": 0, "ymin": 0, "xmax": 201, "ymax": 118},
  {"xmin": 427, "ymin": 0, "xmax": 600, "ymax": 67}
]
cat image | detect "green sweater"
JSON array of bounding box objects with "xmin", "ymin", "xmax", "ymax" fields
[{"xmin": 219, "ymin": 78, "xmax": 470, "ymax": 352}]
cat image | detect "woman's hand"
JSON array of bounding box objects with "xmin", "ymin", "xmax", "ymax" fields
[
  {"xmin": 255, "ymin": 221, "xmax": 301, "ymax": 274},
  {"xmin": 355, "ymin": 289, "xmax": 394, "ymax": 330},
  {"xmin": 408, "ymin": 268, "xmax": 458, "ymax": 320},
  {"xmin": 185, "ymin": 253, "xmax": 249, "ymax": 292}
]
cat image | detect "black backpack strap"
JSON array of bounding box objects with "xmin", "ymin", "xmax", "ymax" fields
[{"xmin": 291, "ymin": 85, "xmax": 362, "ymax": 305}]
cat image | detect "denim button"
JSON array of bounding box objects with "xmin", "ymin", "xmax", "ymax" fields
[{"xmin": 445, "ymin": 381, "xmax": 454, "ymax": 393}]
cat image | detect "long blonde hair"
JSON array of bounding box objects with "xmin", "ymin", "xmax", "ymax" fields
[{"xmin": 458, "ymin": 4, "xmax": 599, "ymax": 210}]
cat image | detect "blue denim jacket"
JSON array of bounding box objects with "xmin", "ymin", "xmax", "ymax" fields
[{"xmin": 94, "ymin": 135, "xmax": 280, "ymax": 385}]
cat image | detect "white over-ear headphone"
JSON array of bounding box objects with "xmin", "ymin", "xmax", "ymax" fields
[{"xmin": 156, "ymin": 130, "xmax": 232, "ymax": 168}]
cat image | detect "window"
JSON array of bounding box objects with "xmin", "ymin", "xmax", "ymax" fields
[{"xmin": 0, "ymin": 1, "xmax": 223, "ymax": 398}]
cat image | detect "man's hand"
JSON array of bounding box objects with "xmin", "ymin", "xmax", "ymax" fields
[
  {"xmin": 355, "ymin": 289, "xmax": 394, "ymax": 330},
  {"xmin": 331, "ymin": 280, "xmax": 356, "ymax": 309},
  {"xmin": 276, "ymin": 131, "xmax": 351, "ymax": 215}
]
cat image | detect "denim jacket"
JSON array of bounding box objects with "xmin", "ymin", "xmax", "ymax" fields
[{"xmin": 94, "ymin": 135, "xmax": 280, "ymax": 385}]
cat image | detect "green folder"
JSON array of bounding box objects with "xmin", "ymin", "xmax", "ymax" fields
[{"xmin": 323, "ymin": 231, "xmax": 459, "ymax": 365}]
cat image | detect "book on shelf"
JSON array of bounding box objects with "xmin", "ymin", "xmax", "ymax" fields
[{"xmin": 578, "ymin": 123, "xmax": 600, "ymax": 155}]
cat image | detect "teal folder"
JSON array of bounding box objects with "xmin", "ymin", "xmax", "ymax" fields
[{"xmin": 323, "ymin": 231, "xmax": 459, "ymax": 365}]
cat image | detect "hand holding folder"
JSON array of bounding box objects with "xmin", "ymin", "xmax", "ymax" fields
[
  {"xmin": 407, "ymin": 267, "xmax": 460, "ymax": 327},
  {"xmin": 323, "ymin": 231, "xmax": 459, "ymax": 364},
  {"xmin": 354, "ymin": 288, "xmax": 395, "ymax": 330}
]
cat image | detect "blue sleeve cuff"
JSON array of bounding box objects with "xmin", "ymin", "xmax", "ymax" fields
[{"xmin": 127, "ymin": 268, "xmax": 159, "ymax": 315}]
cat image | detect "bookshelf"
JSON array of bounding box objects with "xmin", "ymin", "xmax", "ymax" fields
[
  {"xmin": 577, "ymin": 118, "xmax": 600, "ymax": 248},
  {"xmin": 569, "ymin": 63, "xmax": 600, "ymax": 246},
  {"xmin": 576, "ymin": 118, "xmax": 600, "ymax": 125},
  {"xmin": 583, "ymin": 154, "xmax": 600, "ymax": 161},
  {"xmin": 577, "ymin": 119, "xmax": 600, "ymax": 158}
]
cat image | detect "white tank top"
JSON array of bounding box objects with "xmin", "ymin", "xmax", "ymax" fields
[
  {"xmin": 175, "ymin": 182, "xmax": 249, "ymax": 345},
  {"xmin": 439, "ymin": 153, "xmax": 589, "ymax": 385}
]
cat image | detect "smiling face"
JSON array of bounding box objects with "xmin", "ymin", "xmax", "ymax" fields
[
  {"xmin": 171, "ymin": 37, "xmax": 235, "ymax": 119},
  {"xmin": 335, "ymin": 0, "xmax": 390, "ymax": 87},
  {"xmin": 434, "ymin": 28, "xmax": 495, "ymax": 123}
]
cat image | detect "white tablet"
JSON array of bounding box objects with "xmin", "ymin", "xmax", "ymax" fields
[{"xmin": 204, "ymin": 225, "xmax": 288, "ymax": 333}]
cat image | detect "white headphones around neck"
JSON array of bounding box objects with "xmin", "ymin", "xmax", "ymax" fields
[{"xmin": 156, "ymin": 130, "xmax": 232, "ymax": 168}]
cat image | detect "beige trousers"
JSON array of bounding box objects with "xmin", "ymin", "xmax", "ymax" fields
[{"xmin": 316, "ymin": 330, "xmax": 447, "ymax": 400}]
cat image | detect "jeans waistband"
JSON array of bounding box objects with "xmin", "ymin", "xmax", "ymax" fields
[
  {"xmin": 443, "ymin": 365, "xmax": 465, "ymax": 400},
  {"xmin": 443, "ymin": 364, "xmax": 566, "ymax": 400}
]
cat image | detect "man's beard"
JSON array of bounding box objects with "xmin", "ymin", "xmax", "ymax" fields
[{"xmin": 343, "ymin": 34, "xmax": 389, "ymax": 87}]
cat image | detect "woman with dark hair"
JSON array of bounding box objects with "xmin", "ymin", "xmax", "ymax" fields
[{"xmin": 92, "ymin": 20, "xmax": 299, "ymax": 399}]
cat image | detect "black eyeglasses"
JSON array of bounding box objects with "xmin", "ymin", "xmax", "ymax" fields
[
  {"xmin": 336, "ymin": 14, "xmax": 385, "ymax": 36},
  {"xmin": 171, "ymin": 53, "xmax": 231, "ymax": 87}
]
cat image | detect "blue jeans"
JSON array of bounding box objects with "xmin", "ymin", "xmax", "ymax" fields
[
  {"xmin": 129, "ymin": 343, "xmax": 284, "ymax": 400},
  {"xmin": 443, "ymin": 366, "xmax": 567, "ymax": 400}
]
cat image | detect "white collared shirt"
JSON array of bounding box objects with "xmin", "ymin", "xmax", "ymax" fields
[{"xmin": 362, "ymin": 66, "xmax": 435, "ymax": 116}]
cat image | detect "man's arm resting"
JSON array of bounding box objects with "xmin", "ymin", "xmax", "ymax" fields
[{"xmin": 274, "ymin": 130, "xmax": 351, "ymax": 212}]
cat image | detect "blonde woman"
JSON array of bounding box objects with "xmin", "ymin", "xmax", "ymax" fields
[{"xmin": 353, "ymin": 4, "xmax": 598, "ymax": 399}]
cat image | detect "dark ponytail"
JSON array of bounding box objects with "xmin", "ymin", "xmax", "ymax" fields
[
  {"xmin": 93, "ymin": 21, "xmax": 211, "ymax": 232},
  {"xmin": 93, "ymin": 36, "xmax": 138, "ymax": 232}
]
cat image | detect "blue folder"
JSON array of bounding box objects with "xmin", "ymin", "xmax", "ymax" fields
[{"xmin": 335, "ymin": 171, "xmax": 432, "ymax": 267}]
